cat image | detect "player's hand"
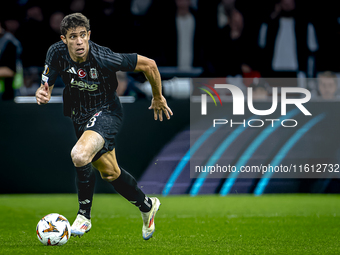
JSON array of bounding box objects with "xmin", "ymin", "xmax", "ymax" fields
[
  {"xmin": 148, "ymin": 95, "xmax": 173, "ymax": 121},
  {"xmin": 36, "ymin": 82, "xmax": 51, "ymax": 105}
]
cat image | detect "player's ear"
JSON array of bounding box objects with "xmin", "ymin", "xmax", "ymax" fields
[
  {"xmin": 61, "ymin": 35, "xmax": 67, "ymax": 44},
  {"xmin": 88, "ymin": 30, "xmax": 91, "ymax": 40}
]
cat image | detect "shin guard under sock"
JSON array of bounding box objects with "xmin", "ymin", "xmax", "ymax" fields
[
  {"xmin": 76, "ymin": 163, "xmax": 96, "ymax": 219},
  {"xmin": 110, "ymin": 167, "xmax": 152, "ymax": 212}
]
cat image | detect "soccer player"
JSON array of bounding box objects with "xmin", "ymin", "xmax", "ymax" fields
[{"xmin": 35, "ymin": 13, "xmax": 172, "ymax": 240}]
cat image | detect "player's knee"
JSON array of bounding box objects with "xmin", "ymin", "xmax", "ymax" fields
[{"xmin": 71, "ymin": 148, "xmax": 91, "ymax": 167}]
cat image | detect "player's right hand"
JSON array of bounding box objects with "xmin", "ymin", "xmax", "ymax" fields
[{"xmin": 36, "ymin": 82, "xmax": 51, "ymax": 105}]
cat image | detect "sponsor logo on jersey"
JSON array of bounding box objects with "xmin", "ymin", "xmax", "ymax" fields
[
  {"xmin": 67, "ymin": 67, "xmax": 77, "ymax": 74},
  {"xmin": 77, "ymin": 68, "xmax": 87, "ymax": 78},
  {"xmin": 90, "ymin": 68, "xmax": 98, "ymax": 79},
  {"xmin": 71, "ymin": 78, "xmax": 98, "ymax": 91}
]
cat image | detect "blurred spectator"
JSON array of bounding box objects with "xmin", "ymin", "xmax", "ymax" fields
[
  {"xmin": 50, "ymin": 12, "xmax": 64, "ymax": 34},
  {"xmin": 217, "ymin": 0, "xmax": 236, "ymax": 29},
  {"xmin": 175, "ymin": 0, "xmax": 197, "ymax": 70},
  {"xmin": 69, "ymin": 0, "xmax": 86, "ymax": 13},
  {"xmin": 132, "ymin": 0, "xmax": 173, "ymax": 61},
  {"xmin": 129, "ymin": 0, "xmax": 156, "ymax": 59},
  {"xmin": 0, "ymin": 2, "xmax": 24, "ymax": 37},
  {"xmin": 16, "ymin": 4, "xmax": 50, "ymax": 67},
  {"xmin": 208, "ymin": 4, "xmax": 259, "ymax": 77},
  {"xmin": 116, "ymin": 71, "xmax": 146, "ymax": 99},
  {"xmin": 155, "ymin": 0, "xmax": 203, "ymax": 70},
  {"xmin": 317, "ymin": 71, "xmax": 339, "ymax": 100},
  {"xmin": 197, "ymin": 0, "xmax": 266, "ymax": 77},
  {"xmin": 88, "ymin": 0, "xmax": 134, "ymax": 52},
  {"xmin": 116, "ymin": 71, "xmax": 129, "ymax": 96},
  {"xmin": 21, "ymin": 66, "xmax": 42, "ymax": 96},
  {"xmin": 131, "ymin": 0, "xmax": 153, "ymax": 16},
  {"xmin": 313, "ymin": 0, "xmax": 340, "ymax": 72},
  {"xmin": 46, "ymin": 11, "xmax": 65, "ymax": 47},
  {"xmin": 0, "ymin": 20, "xmax": 23, "ymax": 100},
  {"xmin": 249, "ymin": 78, "xmax": 271, "ymax": 100},
  {"xmin": 258, "ymin": 0, "xmax": 318, "ymax": 77},
  {"xmin": 4, "ymin": 19, "xmax": 21, "ymax": 37}
]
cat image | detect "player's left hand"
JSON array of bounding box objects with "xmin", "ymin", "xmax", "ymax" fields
[{"xmin": 148, "ymin": 96, "xmax": 173, "ymax": 121}]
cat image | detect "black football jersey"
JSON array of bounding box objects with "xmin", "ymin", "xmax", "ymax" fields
[{"xmin": 41, "ymin": 40, "xmax": 137, "ymax": 124}]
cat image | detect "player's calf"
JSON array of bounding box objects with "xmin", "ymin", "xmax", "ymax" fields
[
  {"xmin": 75, "ymin": 163, "xmax": 95, "ymax": 220},
  {"xmin": 110, "ymin": 167, "xmax": 153, "ymax": 213}
]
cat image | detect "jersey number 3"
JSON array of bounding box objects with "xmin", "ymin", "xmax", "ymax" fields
[{"xmin": 87, "ymin": 117, "xmax": 97, "ymax": 128}]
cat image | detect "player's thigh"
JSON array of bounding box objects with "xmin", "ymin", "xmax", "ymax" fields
[
  {"xmin": 71, "ymin": 130, "xmax": 105, "ymax": 163},
  {"xmin": 85, "ymin": 111, "xmax": 123, "ymax": 162},
  {"xmin": 92, "ymin": 148, "xmax": 121, "ymax": 181}
]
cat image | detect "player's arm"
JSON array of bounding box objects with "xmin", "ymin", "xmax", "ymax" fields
[
  {"xmin": 134, "ymin": 55, "xmax": 173, "ymax": 121},
  {"xmin": 36, "ymin": 82, "xmax": 54, "ymax": 105},
  {"xmin": 36, "ymin": 44, "xmax": 60, "ymax": 105}
]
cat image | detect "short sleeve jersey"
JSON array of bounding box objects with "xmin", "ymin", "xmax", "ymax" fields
[{"xmin": 42, "ymin": 40, "xmax": 137, "ymax": 124}]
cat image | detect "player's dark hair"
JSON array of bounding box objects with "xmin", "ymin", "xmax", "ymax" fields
[{"xmin": 60, "ymin": 13, "xmax": 90, "ymax": 36}]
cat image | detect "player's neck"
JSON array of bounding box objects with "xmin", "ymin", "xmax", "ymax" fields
[{"xmin": 70, "ymin": 51, "xmax": 89, "ymax": 64}]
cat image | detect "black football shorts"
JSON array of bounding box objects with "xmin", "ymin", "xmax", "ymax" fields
[{"xmin": 73, "ymin": 110, "xmax": 123, "ymax": 162}]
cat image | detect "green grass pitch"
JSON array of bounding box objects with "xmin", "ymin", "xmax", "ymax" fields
[{"xmin": 0, "ymin": 194, "xmax": 339, "ymax": 254}]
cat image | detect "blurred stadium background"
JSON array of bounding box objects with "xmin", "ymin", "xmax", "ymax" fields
[{"xmin": 1, "ymin": 0, "xmax": 340, "ymax": 195}]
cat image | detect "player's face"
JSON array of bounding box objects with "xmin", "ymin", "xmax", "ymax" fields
[{"xmin": 61, "ymin": 26, "xmax": 91, "ymax": 63}]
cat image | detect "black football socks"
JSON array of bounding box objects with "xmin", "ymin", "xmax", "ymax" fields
[
  {"xmin": 110, "ymin": 167, "xmax": 152, "ymax": 213},
  {"xmin": 75, "ymin": 163, "xmax": 96, "ymax": 219}
]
